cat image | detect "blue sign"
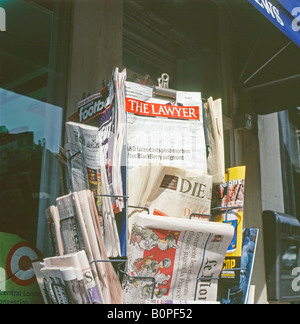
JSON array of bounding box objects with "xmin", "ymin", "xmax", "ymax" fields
[{"xmin": 248, "ymin": 0, "xmax": 300, "ymax": 47}]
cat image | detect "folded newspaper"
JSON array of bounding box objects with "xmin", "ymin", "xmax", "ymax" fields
[
  {"xmin": 204, "ymin": 97, "xmax": 225, "ymax": 184},
  {"xmin": 64, "ymin": 122, "xmax": 121, "ymax": 258},
  {"xmin": 128, "ymin": 165, "xmax": 212, "ymax": 220},
  {"xmin": 75, "ymin": 67, "xmax": 127, "ymax": 214},
  {"xmin": 33, "ymin": 263, "xmax": 90, "ymax": 304},
  {"xmin": 42, "ymin": 250, "xmax": 102, "ymax": 304},
  {"xmin": 122, "ymin": 213, "xmax": 234, "ymax": 304}
]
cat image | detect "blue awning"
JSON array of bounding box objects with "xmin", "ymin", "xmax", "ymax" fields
[{"xmin": 248, "ymin": 0, "xmax": 300, "ymax": 47}]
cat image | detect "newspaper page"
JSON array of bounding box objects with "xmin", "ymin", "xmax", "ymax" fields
[
  {"xmin": 144, "ymin": 166, "xmax": 213, "ymax": 219},
  {"xmin": 123, "ymin": 213, "xmax": 234, "ymax": 304},
  {"xmin": 125, "ymin": 81, "xmax": 207, "ymax": 176}
]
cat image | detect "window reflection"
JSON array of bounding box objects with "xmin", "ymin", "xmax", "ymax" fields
[{"xmin": 0, "ymin": 88, "xmax": 62, "ymax": 245}]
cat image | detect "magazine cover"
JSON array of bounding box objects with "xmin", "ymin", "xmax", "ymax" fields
[
  {"xmin": 218, "ymin": 228, "xmax": 259, "ymax": 304},
  {"xmin": 212, "ymin": 166, "xmax": 246, "ymax": 284}
]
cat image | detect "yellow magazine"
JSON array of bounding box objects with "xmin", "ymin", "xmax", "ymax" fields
[{"xmin": 212, "ymin": 166, "xmax": 246, "ymax": 282}]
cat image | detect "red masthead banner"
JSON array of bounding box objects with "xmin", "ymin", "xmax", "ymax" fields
[{"xmin": 126, "ymin": 97, "xmax": 200, "ymax": 120}]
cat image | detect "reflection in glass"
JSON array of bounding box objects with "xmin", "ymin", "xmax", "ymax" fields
[{"xmin": 0, "ymin": 88, "xmax": 62, "ymax": 245}]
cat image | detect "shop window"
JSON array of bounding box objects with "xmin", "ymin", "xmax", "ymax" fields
[{"xmin": 0, "ymin": 0, "xmax": 63, "ymax": 248}]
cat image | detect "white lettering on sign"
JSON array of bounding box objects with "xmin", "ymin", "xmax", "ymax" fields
[
  {"xmin": 292, "ymin": 267, "xmax": 300, "ymax": 292},
  {"xmin": 292, "ymin": 7, "xmax": 300, "ymax": 32},
  {"xmin": 0, "ymin": 267, "xmax": 6, "ymax": 292},
  {"xmin": 254, "ymin": 0, "xmax": 284, "ymax": 26}
]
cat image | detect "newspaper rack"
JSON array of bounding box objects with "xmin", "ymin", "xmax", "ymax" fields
[
  {"xmin": 51, "ymin": 77, "xmax": 246, "ymax": 304},
  {"xmin": 52, "ymin": 152, "xmax": 246, "ymax": 304}
]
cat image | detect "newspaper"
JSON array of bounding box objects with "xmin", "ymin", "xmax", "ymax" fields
[
  {"xmin": 43, "ymin": 251, "xmax": 102, "ymax": 304},
  {"xmin": 122, "ymin": 213, "xmax": 234, "ymax": 304},
  {"xmin": 64, "ymin": 122, "xmax": 121, "ymax": 257},
  {"xmin": 128, "ymin": 165, "xmax": 212, "ymax": 220},
  {"xmin": 76, "ymin": 67, "xmax": 127, "ymax": 214},
  {"xmin": 145, "ymin": 166, "xmax": 212, "ymax": 219},
  {"xmin": 46, "ymin": 205, "xmax": 64, "ymax": 256},
  {"xmin": 204, "ymin": 97, "xmax": 225, "ymax": 184},
  {"xmin": 38, "ymin": 265, "xmax": 89, "ymax": 304},
  {"xmin": 64, "ymin": 122, "xmax": 102, "ymax": 210},
  {"xmin": 125, "ymin": 81, "xmax": 207, "ymax": 176},
  {"xmin": 49, "ymin": 190, "xmax": 123, "ymax": 304}
]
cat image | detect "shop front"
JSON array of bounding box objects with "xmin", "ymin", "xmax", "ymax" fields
[{"xmin": 0, "ymin": 0, "xmax": 299, "ymax": 305}]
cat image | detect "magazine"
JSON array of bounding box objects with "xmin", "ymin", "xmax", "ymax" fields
[
  {"xmin": 125, "ymin": 81, "xmax": 207, "ymax": 176},
  {"xmin": 122, "ymin": 213, "xmax": 234, "ymax": 304},
  {"xmin": 218, "ymin": 228, "xmax": 259, "ymax": 304},
  {"xmin": 212, "ymin": 166, "xmax": 246, "ymax": 284}
]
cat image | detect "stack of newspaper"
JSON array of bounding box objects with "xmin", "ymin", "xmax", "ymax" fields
[
  {"xmin": 64, "ymin": 122, "xmax": 121, "ymax": 257},
  {"xmin": 122, "ymin": 79, "xmax": 234, "ymax": 303},
  {"xmin": 126, "ymin": 80, "xmax": 225, "ymax": 220},
  {"xmin": 43, "ymin": 190, "xmax": 122, "ymax": 304},
  {"xmin": 33, "ymin": 251, "xmax": 97, "ymax": 304}
]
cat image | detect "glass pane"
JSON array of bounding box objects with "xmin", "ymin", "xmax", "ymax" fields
[
  {"xmin": 0, "ymin": 0, "xmax": 61, "ymax": 241},
  {"xmin": 0, "ymin": 0, "xmax": 63, "ymax": 303},
  {"xmin": 0, "ymin": 0, "xmax": 63, "ymax": 304},
  {"xmin": 0, "ymin": 89, "xmax": 62, "ymax": 242}
]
